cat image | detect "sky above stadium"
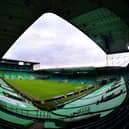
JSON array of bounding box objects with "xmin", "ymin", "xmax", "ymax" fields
[{"xmin": 3, "ymin": 13, "xmax": 106, "ymax": 69}]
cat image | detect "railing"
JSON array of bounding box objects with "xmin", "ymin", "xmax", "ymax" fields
[{"xmin": 0, "ymin": 100, "xmax": 52, "ymax": 119}]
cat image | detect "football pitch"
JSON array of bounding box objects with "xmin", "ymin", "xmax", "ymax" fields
[{"xmin": 6, "ymin": 79, "xmax": 87, "ymax": 100}]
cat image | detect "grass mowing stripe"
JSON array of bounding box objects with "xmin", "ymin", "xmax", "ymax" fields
[{"xmin": 6, "ymin": 79, "xmax": 87, "ymax": 100}]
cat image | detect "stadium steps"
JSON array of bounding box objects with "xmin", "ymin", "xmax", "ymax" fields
[
  {"xmin": 0, "ymin": 110, "xmax": 34, "ymax": 129},
  {"xmin": 27, "ymin": 122, "xmax": 43, "ymax": 129},
  {"xmin": 71, "ymin": 101, "xmax": 129, "ymax": 129},
  {"xmin": 70, "ymin": 76, "xmax": 129, "ymax": 129},
  {"xmin": 0, "ymin": 76, "xmax": 128, "ymax": 129}
]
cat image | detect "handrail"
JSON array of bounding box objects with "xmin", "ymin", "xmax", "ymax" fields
[{"xmin": 0, "ymin": 100, "xmax": 51, "ymax": 119}]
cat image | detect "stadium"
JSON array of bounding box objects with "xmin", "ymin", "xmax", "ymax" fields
[{"xmin": 0, "ymin": 0, "xmax": 129, "ymax": 129}]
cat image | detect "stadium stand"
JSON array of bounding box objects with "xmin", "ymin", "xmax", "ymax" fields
[
  {"xmin": 0, "ymin": 1, "xmax": 129, "ymax": 128},
  {"xmin": 0, "ymin": 70, "xmax": 128, "ymax": 129},
  {"xmin": 0, "ymin": 57, "xmax": 128, "ymax": 129}
]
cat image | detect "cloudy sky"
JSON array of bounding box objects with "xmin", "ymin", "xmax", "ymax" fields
[{"xmin": 3, "ymin": 13, "xmax": 106, "ymax": 68}]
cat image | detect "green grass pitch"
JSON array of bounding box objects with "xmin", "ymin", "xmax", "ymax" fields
[{"xmin": 6, "ymin": 79, "xmax": 87, "ymax": 100}]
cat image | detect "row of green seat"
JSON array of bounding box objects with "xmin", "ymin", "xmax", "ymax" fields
[
  {"xmin": 0, "ymin": 71, "xmax": 34, "ymax": 80},
  {"xmin": 0, "ymin": 111, "xmax": 34, "ymax": 128}
]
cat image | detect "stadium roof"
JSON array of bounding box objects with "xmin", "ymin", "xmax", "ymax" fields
[
  {"xmin": 0, "ymin": 0, "xmax": 129, "ymax": 57},
  {"xmin": 36, "ymin": 66, "xmax": 95, "ymax": 74},
  {"xmin": 0, "ymin": 58, "xmax": 39, "ymax": 65},
  {"xmin": 35, "ymin": 66, "xmax": 125, "ymax": 74}
]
